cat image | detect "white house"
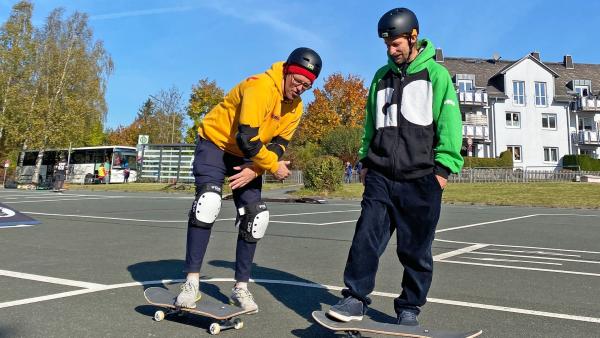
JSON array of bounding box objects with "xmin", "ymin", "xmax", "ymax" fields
[{"xmin": 436, "ymin": 50, "xmax": 600, "ymax": 170}]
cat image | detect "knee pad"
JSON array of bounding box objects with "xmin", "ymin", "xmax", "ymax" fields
[
  {"xmin": 189, "ymin": 183, "xmax": 222, "ymax": 229},
  {"xmin": 236, "ymin": 201, "xmax": 269, "ymax": 242}
]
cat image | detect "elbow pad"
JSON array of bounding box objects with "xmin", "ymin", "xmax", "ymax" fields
[
  {"xmin": 236, "ymin": 124, "xmax": 262, "ymax": 158},
  {"xmin": 266, "ymin": 136, "xmax": 289, "ymax": 160}
]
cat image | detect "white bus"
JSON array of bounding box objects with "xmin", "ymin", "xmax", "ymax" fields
[{"xmin": 18, "ymin": 146, "xmax": 138, "ymax": 184}]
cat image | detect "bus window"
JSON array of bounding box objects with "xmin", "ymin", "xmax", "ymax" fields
[{"xmin": 22, "ymin": 152, "xmax": 38, "ymax": 166}]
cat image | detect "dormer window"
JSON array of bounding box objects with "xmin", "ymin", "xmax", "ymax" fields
[
  {"xmin": 456, "ymin": 74, "xmax": 475, "ymax": 92},
  {"xmin": 573, "ymin": 79, "xmax": 592, "ymax": 97}
]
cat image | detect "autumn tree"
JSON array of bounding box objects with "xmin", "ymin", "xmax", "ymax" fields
[
  {"xmin": 0, "ymin": 1, "xmax": 36, "ymax": 158},
  {"xmin": 105, "ymin": 123, "xmax": 139, "ymax": 146},
  {"xmin": 185, "ymin": 78, "xmax": 224, "ymax": 143},
  {"xmin": 0, "ymin": 1, "xmax": 113, "ymax": 184},
  {"xmin": 295, "ymin": 73, "xmax": 367, "ymax": 145}
]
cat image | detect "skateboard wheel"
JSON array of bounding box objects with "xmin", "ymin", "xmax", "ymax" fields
[
  {"xmin": 209, "ymin": 323, "xmax": 221, "ymax": 335},
  {"xmin": 154, "ymin": 310, "xmax": 165, "ymax": 322},
  {"xmin": 233, "ymin": 318, "xmax": 243, "ymax": 330}
]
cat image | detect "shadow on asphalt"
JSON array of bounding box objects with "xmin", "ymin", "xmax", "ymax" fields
[
  {"xmin": 209, "ymin": 259, "xmax": 396, "ymax": 337},
  {"xmin": 126, "ymin": 259, "xmax": 396, "ymax": 336}
]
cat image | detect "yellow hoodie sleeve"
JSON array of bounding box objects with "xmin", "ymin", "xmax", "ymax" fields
[{"xmin": 236, "ymin": 84, "xmax": 280, "ymax": 174}]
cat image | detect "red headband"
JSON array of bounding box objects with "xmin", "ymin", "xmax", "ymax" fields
[{"xmin": 286, "ymin": 64, "xmax": 316, "ymax": 82}]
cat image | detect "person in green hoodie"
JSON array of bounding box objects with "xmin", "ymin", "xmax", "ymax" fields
[{"xmin": 327, "ymin": 8, "xmax": 463, "ymax": 326}]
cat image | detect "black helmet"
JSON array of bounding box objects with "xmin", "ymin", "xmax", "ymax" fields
[
  {"xmin": 286, "ymin": 47, "xmax": 322, "ymax": 79},
  {"xmin": 378, "ymin": 8, "xmax": 419, "ymax": 39}
]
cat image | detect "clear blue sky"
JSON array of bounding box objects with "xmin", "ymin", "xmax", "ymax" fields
[{"xmin": 2, "ymin": 0, "xmax": 600, "ymax": 129}]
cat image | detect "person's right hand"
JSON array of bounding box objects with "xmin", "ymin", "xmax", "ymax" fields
[
  {"xmin": 273, "ymin": 160, "xmax": 291, "ymax": 181},
  {"xmin": 360, "ymin": 168, "xmax": 368, "ymax": 186}
]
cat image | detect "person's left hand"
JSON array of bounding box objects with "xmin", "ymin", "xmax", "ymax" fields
[
  {"xmin": 229, "ymin": 163, "xmax": 259, "ymax": 190},
  {"xmin": 435, "ymin": 175, "xmax": 447, "ymax": 190}
]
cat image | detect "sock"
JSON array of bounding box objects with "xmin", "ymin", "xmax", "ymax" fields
[
  {"xmin": 187, "ymin": 276, "xmax": 200, "ymax": 289},
  {"xmin": 235, "ymin": 282, "xmax": 248, "ymax": 290}
]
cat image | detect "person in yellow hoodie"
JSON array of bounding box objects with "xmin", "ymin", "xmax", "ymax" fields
[{"xmin": 175, "ymin": 47, "xmax": 322, "ymax": 312}]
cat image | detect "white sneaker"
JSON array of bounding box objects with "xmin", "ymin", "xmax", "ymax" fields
[
  {"xmin": 230, "ymin": 287, "xmax": 258, "ymax": 314},
  {"xmin": 175, "ymin": 280, "xmax": 201, "ymax": 308}
]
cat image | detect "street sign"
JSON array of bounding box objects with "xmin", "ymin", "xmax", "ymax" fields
[{"xmin": 138, "ymin": 134, "xmax": 150, "ymax": 145}]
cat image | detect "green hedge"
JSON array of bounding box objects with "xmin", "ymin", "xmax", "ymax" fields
[
  {"xmin": 303, "ymin": 155, "xmax": 343, "ymax": 191},
  {"xmin": 563, "ymin": 155, "xmax": 600, "ymax": 171},
  {"xmin": 463, "ymin": 150, "xmax": 513, "ymax": 168}
]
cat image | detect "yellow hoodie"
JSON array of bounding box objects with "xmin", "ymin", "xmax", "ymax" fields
[{"xmin": 198, "ymin": 62, "xmax": 303, "ymax": 174}]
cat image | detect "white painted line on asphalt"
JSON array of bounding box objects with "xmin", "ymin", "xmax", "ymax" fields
[
  {"xmin": 0, "ymin": 224, "xmax": 36, "ymax": 229},
  {"xmin": 21, "ymin": 209, "xmax": 362, "ymax": 224},
  {"xmin": 0, "ymin": 289, "xmax": 105, "ymax": 309},
  {"xmin": 481, "ymin": 249, "xmax": 581, "ymax": 257},
  {"xmin": 21, "ymin": 211, "xmax": 185, "ymax": 223},
  {"xmin": 440, "ymin": 260, "xmax": 600, "ymax": 277},
  {"xmin": 2, "ymin": 194, "xmax": 91, "ymax": 200},
  {"xmin": 320, "ymin": 220, "xmax": 358, "ymax": 225},
  {"xmin": 469, "ymin": 252, "xmax": 600, "ymax": 264},
  {"xmin": 462, "ymin": 257, "xmax": 562, "ymax": 266},
  {"xmin": 433, "ymin": 244, "xmax": 488, "ymax": 261},
  {"xmin": 537, "ymin": 213, "xmax": 600, "ymax": 218},
  {"xmin": 270, "ymin": 220, "xmax": 322, "ymax": 225},
  {"xmin": 436, "ymin": 214, "xmax": 539, "ymax": 233},
  {"xmin": 0, "ymin": 269, "xmax": 106, "ymax": 289},
  {"xmin": 3, "ymin": 277, "xmax": 599, "ymax": 324},
  {"xmin": 5, "ymin": 197, "xmax": 112, "ymax": 204},
  {"xmin": 435, "ymin": 239, "xmax": 600, "ymax": 255},
  {"xmin": 424, "ymin": 297, "xmax": 600, "ymax": 324}
]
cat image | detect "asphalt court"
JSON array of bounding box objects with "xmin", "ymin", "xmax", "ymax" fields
[{"xmin": 0, "ymin": 189, "xmax": 599, "ymax": 337}]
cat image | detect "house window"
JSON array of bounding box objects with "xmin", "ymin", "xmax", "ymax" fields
[
  {"xmin": 458, "ymin": 79, "xmax": 474, "ymax": 93},
  {"xmin": 542, "ymin": 113, "xmax": 557, "ymax": 129},
  {"xmin": 543, "ymin": 147, "xmax": 558, "ymax": 162},
  {"xmin": 573, "ymin": 79, "xmax": 591, "ymax": 97},
  {"xmin": 578, "ymin": 117, "xmax": 594, "ymax": 131},
  {"xmin": 506, "ymin": 112, "xmax": 520, "ymax": 128},
  {"xmin": 513, "ymin": 80, "xmax": 525, "ymax": 105},
  {"xmin": 507, "ymin": 146, "xmax": 522, "ymax": 162},
  {"xmin": 535, "ymin": 82, "xmax": 547, "ymax": 106}
]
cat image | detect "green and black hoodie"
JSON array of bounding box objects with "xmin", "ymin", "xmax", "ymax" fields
[{"xmin": 359, "ymin": 38, "xmax": 464, "ymax": 180}]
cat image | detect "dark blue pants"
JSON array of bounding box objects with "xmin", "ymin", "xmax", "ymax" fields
[
  {"xmin": 185, "ymin": 138, "xmax": 262, "ymax": 282},
  {"xmin": 342, "ymin": 169, "xmax": 442, "ymax": 315}
]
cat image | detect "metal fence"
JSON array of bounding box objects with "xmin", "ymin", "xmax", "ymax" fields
[
  {"xmin": 139, "ymin": 144, "xmax": 304, "ymax": 185},
  {"xmin": 138, "ymin": 145, "xmax": 599, "ymax": 185},
  {"xmin": 448, "ymin": 168, "xmax": 600, "ymax": 183}
]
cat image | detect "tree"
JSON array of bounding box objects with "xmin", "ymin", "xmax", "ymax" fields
[
  {"xmin": 321, "ymin": 126, "xmax": 363, "ymax": 164},
  {"xmin": 295, "ymin": 73, "xmax": 367, "ymax": 144},
  {"xmin": 185, "ymin": 78, "xmax": 223, "ymax": 143},
  {"xmin": 27, "ymin": 8, "xmax": 113, "ymax": 184},
  {"xmin": 105, "ymin": 123, "xmax": 138, "ymax": 146},
  {"xmin": 0, "ymin": 1, "xmax": 36, "ymax": 158},
  {"xmin": 150, "ymin": 86, "xmax": 185, "ymax": 144}
]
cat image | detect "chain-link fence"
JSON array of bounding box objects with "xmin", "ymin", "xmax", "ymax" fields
[{"xmin": 448, "ymin": 168, "xmax": 600, "ymax": 183}]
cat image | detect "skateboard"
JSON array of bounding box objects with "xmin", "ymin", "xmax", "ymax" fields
[
  {"xmin": 144, "ymin": 287, "xmax": 254, "ymax": 335},
  {"xmin": 312, "ymin": 311, "xmax": 482, "ymax": 338}
]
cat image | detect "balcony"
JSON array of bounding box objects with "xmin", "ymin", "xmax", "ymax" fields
[
  {"xmin": 464, "ymin": 114, "xmax": 488, "ymax": 126},
  {"xmin": 573, "ymin": 96, "xmax": 600, "ymax": 112},
  {"xmin": 463, "ymin": 124, "xmax": 489, "ymax": 141},
  {"xmin": 458, "ymin": 89, "xmax": 488, "ymax": 106},
  {"xmin": 571, "ymin": 131, "xmax": 600, "ymax": 145}
]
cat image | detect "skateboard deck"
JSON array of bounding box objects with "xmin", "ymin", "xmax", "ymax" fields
[
  {"xmin": 144, "ymin": 287, "xmax": 253, "ymax": 335},
  {"xmin": 312, "ymin": 311, "xmax": 482, "ymax": 338}
]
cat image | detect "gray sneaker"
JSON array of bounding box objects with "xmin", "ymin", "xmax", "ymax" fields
[
  {"xmin": 327, "ymin": 296, "xmax": 366, "ymax": 322},
  {"xmin": 174, "ymin": 281, "xmax": 201, "ymax": 308},
  {"xmin": 397, "ymin": 309, "xmax": 419, "ymax": 326},
  {"xmin": 230, "ymin": 287, "xmax": 258, "ymax": 313}
]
